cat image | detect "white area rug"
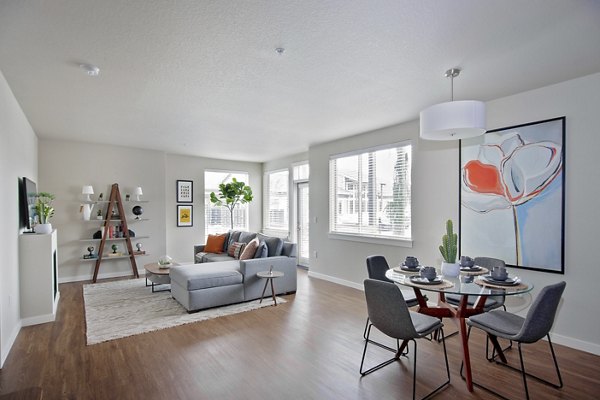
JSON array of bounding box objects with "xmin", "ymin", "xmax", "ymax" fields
[{"xmin": 83, "ymin": 278, "xmax": 285, "ymax": 345}]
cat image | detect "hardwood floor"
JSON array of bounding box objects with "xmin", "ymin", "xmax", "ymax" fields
[{"xmin": 1, "ymin": 269, "xmax": 599, "ymax": 399}]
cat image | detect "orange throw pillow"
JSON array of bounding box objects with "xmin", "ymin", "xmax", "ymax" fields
[
  {"xmin": 204, "ymin": 233, "xmax": 227, "ymax": 254},
  {"xmin": 239, "ymin": 237, "xmax": 260, "ymax": 260}
]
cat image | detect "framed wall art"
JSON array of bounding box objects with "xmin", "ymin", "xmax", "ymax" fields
[
  {"xmin": 176, "ymin": 180, "xmax": 193, "ymax": 203},
  {"xmin": 177, "ymin": 205, "xmax": 193, "ymax": 227},
  {"xmin": 459, "ymin": 117, "xmax": 565, "ymax": 274}
]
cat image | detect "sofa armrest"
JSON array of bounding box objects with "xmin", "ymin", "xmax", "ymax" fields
[
  {"xmin": 194, "ymin": 244, "xmax": 206, "ymax": 263},
  {"xmin": 239, "ymin": 256, "xmax": 297, "ymax": 300}
]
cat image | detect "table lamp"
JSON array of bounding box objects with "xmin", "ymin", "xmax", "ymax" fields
[{"xmin": 82, "ymin": 185, "xmax": 94, "ymax": 202}]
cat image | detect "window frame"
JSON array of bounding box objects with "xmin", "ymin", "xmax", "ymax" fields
[
  {"xmin": 263, "ymin": 168, "xmax": 290, "ymax": 236},
  {"xmin": 204, "ymin": 169, "xmax": 250, "ymax": 241},
  {"xmin": 328, "ymin": 141, "xmax": 412, "ymax": 247}
]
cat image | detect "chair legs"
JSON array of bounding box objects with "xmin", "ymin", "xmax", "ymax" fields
[
  {"xmin": 360, "ymin": 325, "xmax": 450, "ymax": 400},
  {"xmin": 360, "ymin": 325, "xmax": 402, "ymax": 376},
  {"xmin": 485, "ymin": 336, "xmax": 513, "ymax": 361},
  {"xmin": 363, "ymin": 317, "xmax": 408, "ymax": 355},
  {"xmin": 461, "ymin": 328, "xmax": 563, "ymax": 400}
]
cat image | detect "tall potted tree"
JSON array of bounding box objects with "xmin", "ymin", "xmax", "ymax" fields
[{"xmin": 209, "ymin": 178, "xmax": 253, "ymax": 230}]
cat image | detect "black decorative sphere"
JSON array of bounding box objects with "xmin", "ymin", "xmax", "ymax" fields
[{"xmin": 132, "ymin": 205, "xmax": 143, "ymax": 216}]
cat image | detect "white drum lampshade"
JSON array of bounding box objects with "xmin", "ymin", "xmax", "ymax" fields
[
  {"xmin": 419, "ymin": 100, "xmax": 486, "ymax": 140},
  {"xmin": 82, "ymin": 185, "xmax": 94, "ymax": 202}
]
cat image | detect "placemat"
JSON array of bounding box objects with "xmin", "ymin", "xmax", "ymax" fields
[
  {"xmin": 460, "ymin": 266, "xmax": 489, "ymax": 276},
  {"xmin": 404, "ymin": 279, "xmax": 454, "ymax": 290},
  {"xmin": 475, "ymin": 277, "xmax": 528, "ymax": 290},
  {"xmin": 392, "ymin": 266, "xmax": 422, "ymax": 275}
]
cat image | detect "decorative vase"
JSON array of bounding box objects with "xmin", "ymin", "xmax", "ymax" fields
[
  {"xmin": 441, "ymin": 262, "xmax": 460, "ymax": 277},
  {"xmin": 82, "ymin": 203, "xmax": 94, "ymax": 221},
  {"xmin": 34, "ymin": 223, "xmax": 52, "ymax": 234}
]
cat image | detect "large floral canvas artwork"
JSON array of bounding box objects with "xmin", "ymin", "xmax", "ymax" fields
[{"xmin": 459, "ymin": 117, "xmax": 565, "ymax": 273}]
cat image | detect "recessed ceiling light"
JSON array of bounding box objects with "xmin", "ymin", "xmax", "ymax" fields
[
  {"xmin": 80, "ymin": 63, "xmax": 100, "ymax": 77},
  {"xmin": 275, "ymin": 47, "xmax": 285, "ymax": 55}
]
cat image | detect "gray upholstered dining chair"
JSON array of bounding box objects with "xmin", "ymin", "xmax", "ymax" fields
[
  {"xmin": 360, "ymin": 279, "xmax": 450, "ymax": 400},
  {"xmin": 465, "ymin": 281, "xmax": 566, "ymax": 400},
  {"xmin": 363, "ymin": 255, "xmax": 421, "ymax": 349}
]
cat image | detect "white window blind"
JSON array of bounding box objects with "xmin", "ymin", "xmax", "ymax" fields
[
  {"xmin": 204, "ymin": 170, "xmax": 249, "ymax": 241},
  {"xmin": 329, "ymin": 142, "xmax": 411, "ymax": 240},
  {"xmin": 264, "ymin": 169, "xmax": 289, "ymax": 231}
]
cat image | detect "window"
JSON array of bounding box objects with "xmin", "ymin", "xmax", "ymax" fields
[
  {"xmin": 329, "ymin": 142, "xmax": 411, "ymax": 241},
  {"xmin": 293, "ymin": 162, "xmax": 309, "ymax": 181},
  {"xmin": 204, "ymin": 170, "xmax": 249, "ymax": 240},
  {"xmin": 264, "ymin": 169, "xmax": 289, "ymax": 232}
]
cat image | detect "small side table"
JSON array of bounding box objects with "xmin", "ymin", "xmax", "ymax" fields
[
  {"xmin": 144, "ymin": 262, "xmax": 179, "ymax": 292},
  {"xmin": 257, "ymin": 270, "xmax": 285, "ymax": 306}
]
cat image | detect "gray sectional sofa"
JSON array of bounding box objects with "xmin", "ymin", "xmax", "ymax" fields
[{"xmin": 169, "ymin": 231, "xmax": 297, "ymax": 312}]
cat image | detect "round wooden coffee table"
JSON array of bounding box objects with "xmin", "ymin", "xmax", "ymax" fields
[
  {"xmin": 144, "ymin": 262, "xmax": 179, "ymax": 292},
  {"xmin": 256, "ymin": 270, "xmax": 284, "ymax": 306}
]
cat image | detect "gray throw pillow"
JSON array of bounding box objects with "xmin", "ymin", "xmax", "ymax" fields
[
  {"xmin": 257, "ymin": 233, "xmax": 284, "ymax": 257},
  {"xmin": 254, "ymin": 241, "xmax": 269, "ymax": 258},
  {"xmin": 222, "ymin": 232, "xmax": 230, "ymax": 252}
]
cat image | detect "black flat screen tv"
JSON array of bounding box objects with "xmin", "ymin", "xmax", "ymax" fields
[{"xmin": 19, "ymin": 177, "xmax": 37, "ymax": 231}]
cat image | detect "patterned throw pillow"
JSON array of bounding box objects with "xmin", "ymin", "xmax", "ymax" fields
[
  {"xmin": 233, "ymin": 243, "xmax": 246, "ymax": 259},
  {"xmin": 239, "ymin": 237, "xmax": 260, "ymax": 260},
  {"xmin": 228, "ymin": 241, "xmax": 246, "ymax": 259}
]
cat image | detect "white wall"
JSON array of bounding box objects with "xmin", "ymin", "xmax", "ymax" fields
[
  {"xmin": 165, "ymin": 154, "xmax": 262, "ymax": 263},
  {"xmin": 38, "ymin": 140, "xmax": 168, "ymax": 282},
  {"xmin": 0, "ymin": 70, "xmax": 38, "ymax": 367},
  {"xmin": 308, "ymin": 72, "xmax": 600, "ymax": 355}
]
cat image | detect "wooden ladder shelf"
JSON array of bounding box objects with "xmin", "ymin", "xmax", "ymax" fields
[{"xmin": 92, "ymin": 183, "xmax": 139, "ymax": 283}]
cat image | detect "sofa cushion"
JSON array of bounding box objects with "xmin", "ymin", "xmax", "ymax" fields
[
  {"xmin": 204, "ymin": 233, "xmax": 227, "ymax": 253},
  {"xmin": 227, "ymin": 231, "xmax": 242, "ymax": 252},
  {"xmin": 201, "ymin": 253, "xmax": 235, "ymax": 263},
  {"xmin": 239, "ymin": 237, "xmax": 259, "ymax": 260},
  {"xmin": 170, "ymin": 262, "xmax": 242, "ymax": 291},
  {"xmin": 228, "ymin": 242, "xmax": 245, "ymax": 258},
  {"xmin": 281, "ymin": 242, "xmax": 297, "ymax": 258},
  {"xmin": 254, "ymin": 241, "xmax": 268, "ymax": 258},
  {"xmin": 257, "ymin": 233, "xmax": 284, "ymax": 257},
  {"xmin": 238, "ymin": 231, "xmax": 257, "ymax": 244}
]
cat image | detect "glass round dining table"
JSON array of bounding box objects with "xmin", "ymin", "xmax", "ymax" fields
[{"xmin": 385, "ymin": 267, "xmax": 534, "ymax": 393}]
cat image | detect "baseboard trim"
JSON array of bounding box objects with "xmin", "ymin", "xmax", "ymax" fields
[
  {"xmin": 1, "ymin": 320, "xmax": 22, "ymax": 368},
  {"xmin": 21, "ymin": 313, "xmax": 55, "ymax": 327},
  {"xmin": 59, "ymin": 270, "xmax": 146, "ymax": 284},
  {"xmin": 307, "ymin": 270, "xmax": 363, "ymax": 290},
  {"xmin": 550, "ymin": 332, "xmax": 600, "ymax": 356}
]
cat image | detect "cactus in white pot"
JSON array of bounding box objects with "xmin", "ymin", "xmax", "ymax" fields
[{"xmin": 439, "ymin": 219, "xmax": 460, "ymax": 276}]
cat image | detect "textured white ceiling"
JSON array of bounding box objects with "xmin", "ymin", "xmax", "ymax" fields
[{"xmin": 1, "ymin": 0, "xmax": 600, "ymax": 162}]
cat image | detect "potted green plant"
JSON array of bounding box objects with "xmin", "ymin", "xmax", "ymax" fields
[
  {"xmin": 209, "ymin": 178, "xmax": 253, "ymax": 230},
  {"xmin": 439, "ymin": 219, "xmax": 460, "ymax": 277},
  {"xmin": 34, "ymin": 192, "xmax": 55, "ymax": 234}
]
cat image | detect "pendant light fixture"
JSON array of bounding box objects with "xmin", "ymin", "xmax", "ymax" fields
[{"xmin": 419, "ymin": 68, "xmax": 486, "ymax": 140}]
